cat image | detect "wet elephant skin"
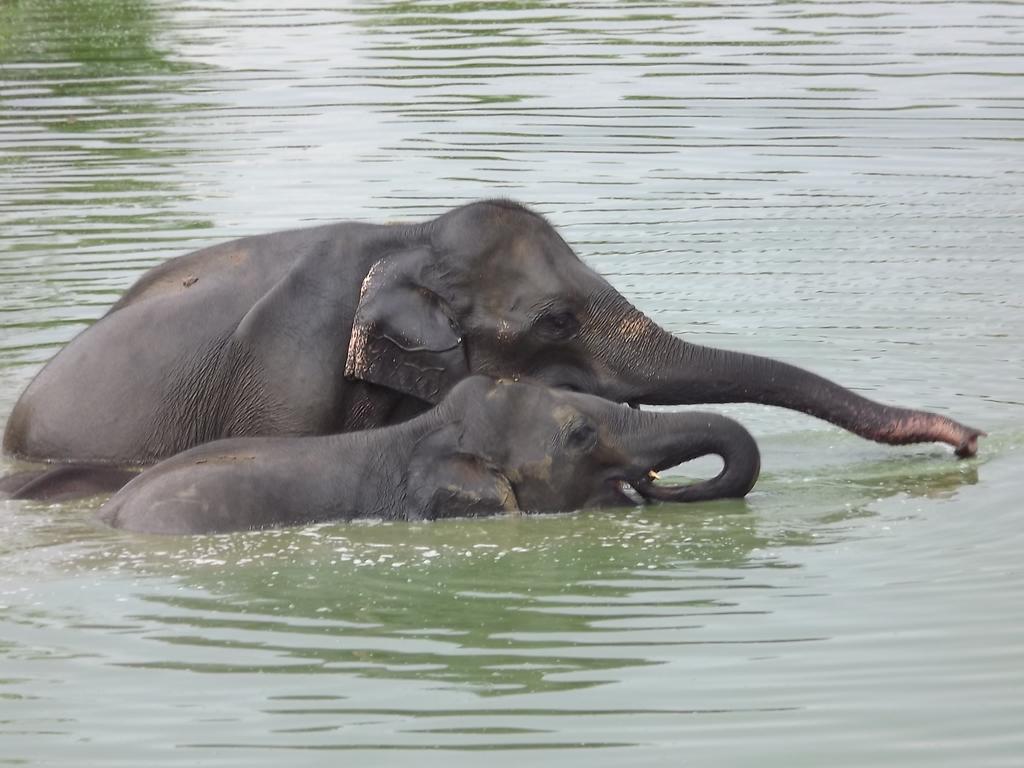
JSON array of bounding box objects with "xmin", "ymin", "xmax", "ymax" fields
[
  {"xmin": 3, "ymin": 200, "xmax": 982, "ymax": 471},
  {"xmin": 98, "ymin": 377, "xmax": 761, "ymax": 535}
]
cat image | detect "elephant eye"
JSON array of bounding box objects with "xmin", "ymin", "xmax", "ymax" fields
[
  {"xmin": 565, "ymin": 420, "xmax": 598, "ymax": 452},
  {"xmin": 536, "ymin": 310, "xmax": 580, "ymax": 341}
]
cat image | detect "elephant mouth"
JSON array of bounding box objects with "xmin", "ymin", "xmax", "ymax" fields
[
  {"xmin": 609, "ymin": 469, "xmax": 693, "ymax": 505},
  {"xmin": 613, "ymin": 402, "xmax": 683, "ymax": 503},
  {"xmin": 608, "ymin": 478, "xmax": 645, "ymax": 506},
  {"xmin": 628, "ymin": 473, "xmax": 691, "ymax": 503}
]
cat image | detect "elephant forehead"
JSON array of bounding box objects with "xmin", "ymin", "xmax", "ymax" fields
[
  {"xmin": 552, "ymin": 404, "xmax": 578, "ymax": 426},
  {"xmin": 481, "ymin": 237, "xmax": 576, "ymax": 293}
]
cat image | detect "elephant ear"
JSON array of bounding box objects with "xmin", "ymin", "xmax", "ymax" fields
[
  {"xmin": 405, "ymin": 426, "xmax": 519, "ymax": 520},
  {"xmin": 345, "ymin": 249, "xmax": 467, "ymax": 404}
]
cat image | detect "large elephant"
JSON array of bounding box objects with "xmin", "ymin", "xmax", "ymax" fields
[
  {"xmin": 3, "ymin": 199, "xmax": 982, "ymax": 467},
  {"xmin": 98, "ymin": 377, "xmax": 761, "ymax": 534}
]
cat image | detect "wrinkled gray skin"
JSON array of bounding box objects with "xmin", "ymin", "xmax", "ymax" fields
[
  {"xmin": 99, "ymin": 377, "xmax": 761, "ymax": 535},
  {"xmin": 4, "ymin": 200, "xmax": 982, "ymax": 477}
]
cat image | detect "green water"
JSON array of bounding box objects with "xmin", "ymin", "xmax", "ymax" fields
[{"xmin": 1, "ymin": 1, "xmax": 1022, "ymax": 765}]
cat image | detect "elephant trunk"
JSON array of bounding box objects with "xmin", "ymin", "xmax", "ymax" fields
[
  {"xmin": 619, "ymin": 410, "xmax": 760, "ymax": 502},
  {"xmin": 591, "ymin": 296, "xmax": 983, "ymax": 457}
]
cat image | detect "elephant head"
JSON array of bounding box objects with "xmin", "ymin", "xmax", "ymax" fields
[
  {"xmin": 405, "ymin": 376, "xmax": 761, "ymax": 518},
  {"xmin": 346, "ymin": 200, "xmax": 982, "ymax": 457}
]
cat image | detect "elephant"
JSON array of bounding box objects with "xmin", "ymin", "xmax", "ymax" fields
[
  {"xmin": 3, "ymin": 199, "xmax": 982, "ymax": 476},
  {"xmin": 97, "ymin": 376, "xmax": 762, "ymax": 534}
]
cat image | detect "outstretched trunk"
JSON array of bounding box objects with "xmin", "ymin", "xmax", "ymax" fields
[{"xmin": 593, "ymin": 298, "xmax": 983, "ymax": 457}]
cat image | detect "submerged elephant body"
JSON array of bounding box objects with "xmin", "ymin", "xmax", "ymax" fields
[
  {"xmin": 3, "ymin": 200, "xmax": 982, "ymax": 471},
  {"xmin": 99, "ymin": 377, "xmax": 761, "ymax": 534},
  {"xmin": 3, "ymin": 221, "xmax": 394, "ymax": 464}
]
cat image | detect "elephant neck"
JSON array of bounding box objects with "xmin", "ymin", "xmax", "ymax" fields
[{"xmin": 321, "ymin": 404, "xmax": 454, "ymax": 521}]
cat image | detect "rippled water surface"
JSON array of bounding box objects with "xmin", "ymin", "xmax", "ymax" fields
[{"xmin": 1, "ymin": 1, "xmax": 1023, "ymax": 765}]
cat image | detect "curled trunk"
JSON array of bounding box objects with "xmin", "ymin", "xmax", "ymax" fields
[{"xmin": 620, "ymin": 410, "xmax": 761, "ymax": 502}]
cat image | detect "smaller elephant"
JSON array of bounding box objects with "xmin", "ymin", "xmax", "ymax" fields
[{"xmin": 98, "ymin": 376, "xmax": 761, "ymax": 535}]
